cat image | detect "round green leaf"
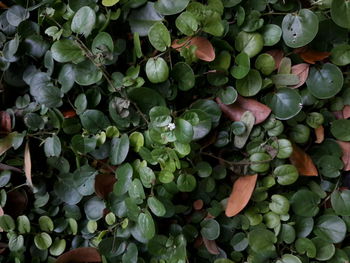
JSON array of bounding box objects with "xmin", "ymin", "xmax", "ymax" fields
[
  {"xmin": 249, "ymin": 152, "xmax": 270, "ymax": 173},
  {"xmin": 331, "ymin": 44, "xmax": 350, "ymax": 66},
  {"xmin": 177, "ymin": 173, "xmax": 196, "ymax": 192},
  {"xmin": 218, "ymin": 86, "xmax": 238, "ymax": 105},
  {"xmin": 49, "ymin": 238, "xmax": 66, "ymax": 256},
  {"xmin": 312, "ymin": 237, "xmax": 335, "ymax": 261},
  {"xmin": 235, "ymin": 31, "xmax": 263, "ymax": 58},
  {"xmin": 6, "ymin": 5, "xmax": 29, "ymax": 27},
  {"xmin": 74, "ymin": 60, "xmax": 103, "ymax": 86},
  {"xmin": 331, "ymin": 189, "xmax": 350, "ymax": 216},
  {"xmin": 110, "ymin": 134, "xmax": 130, "ymax": 165},
  {"xmin": 92, "ymin": 32, "xmax": 114, "ymax": 54},
  {"xmin": 248, "ymin": 228, "xmax": 276, "ymax": 253},
  {"xmin": 148, "ymin": 22, "xmax": 171, "ymax": 52},
  {"xmin": 236, "ymin": 69, "xmax": 262, "ymax": 97},
  {"xmin": 255, "ymin": 53, "xmax": 275, "ymax": 75},
  {"xmin": 331, "ymin": 0, "xmax": 350, "ymax": 29},
  {"xmin": 51, "ymin": 39, "xmax": 84, "ymax": 63},
  {"xmin": 306, "ymin": 63, "xmax": 343, "ymax": 99},
  {"xmin": 174, "ymin": 118, "xmax": 194, "ymax": 143},
  {"xmin": 102, "ymin": 0, "xmax": 120, "ymax": 7},
  {"xmin": 38, "ymin": 216, "xmax": 54, "ymax": 232},
  {"xmin": 269, "ymin": 194, "xmax": 290, "ymax": 215},
  {"xmin": 84, "ymin": 197, "xmax": 106, "ymax": 221},
  {"xmin": 146, "ymin": 57, "xmax": 169, "ymax": 84},
  {"xmin": 71, "ymin": 6, "xmax": 96, "ymax": 37},
  {"xmin": 278, "ymin": 254, "xmax": 302, "ymax": 263},
  {"xmin": 17, "ymin": 215, "xmax": 30, "ymax": 234},
  {"xmin": 274, "ymin": 164, "xmax": 299, "ymax": 185},
  {"xmin": 261, "ymin": 24, "xmax": 282, "ymax": 46},
  {"xmin": 137, "ymin": 212, "xmax": 155, "ymax": 240},
  {"xmin": 147, "ymin": 197, "xmax": 166, "ymax": 217},
  {"xmin": 265, "ymin": 88, "xmax": 302, "ymax": 120},
  {"xmin": 172, "ymin": 62, "xmax": 195, "ymax": 91},
  {"xmin": 44, "ymin": 135, "xmax": 61, "ymax": 157},
  {"xmin": 80, "ymin": 109, "xmax": 110, "ymax": 133},
  {"xmin": 295, "ymin": 238, "xmax": 316, "ymax": 258},
  {"xmin": 231, "ymin": 52, "xmax": 250, "ymax": 79},
  {"xmin": 200, "ymin": 219, "xmax": 220, "ymax": 240},
  {"xmin": 9, "ymin": 234, "xmax": 24, "ymax": 252},
  {"xmin": 34, "ymin": 232, "xmax": 52, "ymax": 250},
  {"xmin": 331, "ymin": 119, "xmax": 350, "ymax": 141},
  {"xmin": 154, "ymin": 0, "xmax": 190, "ymax": 15},
  {"xmin": 291, "ymin": 189, "xmax": 320, "ymax": 217},
  {"xmin": 0, "ymin": 214, "xmax": 15, "ymax": 231},
  {"xmin": 175, "ymin": 11, "xmax": 199, "ymax": 36},
  {"xmin": 282, "ymin": 9, "xmax": 319, "ymax": 48},
  {"xmin": 314, "ymin": 215, "xmax": 346, "ymax": 243}
]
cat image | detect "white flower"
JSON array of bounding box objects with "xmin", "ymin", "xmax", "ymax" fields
[{"xmin": 167, "ymin": 123, "xmax": 176, "ymax": 131}]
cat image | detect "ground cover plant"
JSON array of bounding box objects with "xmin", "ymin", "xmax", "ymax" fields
[{"xmin": 0, "ymin": 0, "xmax": 350, "ymax": 262}]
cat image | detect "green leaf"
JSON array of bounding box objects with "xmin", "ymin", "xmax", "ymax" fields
[
  {"xmin": 84, "ymin": 197, "xmax": 106, "ymax": 220},
  {"xmin": 265, "ymin": 88, "xmax": 302, "ymax": 120},
  {"xmin": 49, "ymin": 238, "xmax": 66, "ymax": 256},
  {"xmin": 175, "ymin": 11, "xmax": 199, "ymax": 36},
  {"xmin": 274, "ymin": 164, "xmax": 299, "ymax": 185},
  {"xmin": 172, "ymin": 62, "xmax": 195, "ymax": 91},
  {"xmin": 236, "ymin": 69, "xmax": 262, "ymax": 97},
  {"xmin": 154, "ymin": 0, "xmax": 190, "ymax": 15},
  {"xmin": 127, "ymin": 87, "xmax": 166, "ymax": 113},
  {"xmin": 269, "ymin": 194, "xmax": 290, "ymax": 215},
  {"xmin": 44, "ymin": 135, "xmax": 61, "ymax": 157},
  {"xmin": 110, "ymin": 134, "xmax": 129, "ymax": 165},
  {"xmin": 74, "ymin": 93, "xmax": 87, "ymax": 115},
  {"xmin": 312, "ymin": 237, "xmax": 335, "ymax": 261},
  {"xmin": 200, "ymin": 219, "xmax": 220, "ymax": 240},
  {"xmin": 291, "ymin": 189, "xmax": 320, "ymax": 217},
  {"xmin": 146, "ymin": 57, "xmax": 169, "ymax": 84},
  {"xmin": 235, "ymin": 31, "xmax": 263, "ymax": 58},
  {"xmin": 331, "ymin": 190, "xmax": 350, "ymax": 216},
  {"xmin": 282, "ymin": 9, "xmax": 319, "ymax": 48},
  {"xmin": 174, "ymin": 118, "xmax": 194, "ymax": 144},
  {"xmin": 17, "ymin": 215, "xmax": 31, "ymax": 234},
  {"xmin": 277, "ymin": 254, "xmax": 302, "ymax": 263},
  {"xmin": 34, "ymin": 232, "xmax": 52, "ymax": 250},
  {"xmin": 331, "ymin": 44, "xmax": 350, "ymax": 66},
  {"xmin": 71, "ymin": 6, "xmax": 96, "ymax": 37},
  {"xmin": 149, "ymin": 106, "xmax": 171, "ymax": 127},
  {"xmin": 234, "ymin": 111, "xmax": 255, "ymax": 149},
  {"xmin": 261, "ymin": 24, "xmax": 282, "ymax": 46},
  {"xmin": 147, "ymin": 197, "xmax": 166, "ymax": 217},
  {"xmin": 122, "ymin": 242, "xmax": 138, "ymax": 263},
  {"xmin": 9, "ymin": 234, "xmax": 24, "ymax": 252},
  {"xmin": 331, "ymin": 0, "xmax": 350, "ymax": 29},
  {"xmin": 148, "ymin": 22, "xmax": 171, "ymax": 52},
  {"xmin": 218, "ymin": 86, "xmax": 238, "ymax": 105},
  {"xmin": 51, "ymin": 39, "xmax": 84, "ymax": 63},
  {"xmin": 255, "ymin": 53, "xmax": 275, "ymax": 75},
  {"xmin": 6, "ymin": 5, "xmax": 29, "ymax": 27},
  {"xmin": 139, "ymin": 166, "xmax": 155, "ymax": 188},
  {"xmin": 59, "ymin": 64, "xmax": 76, "ymax": 93},
  {"xmin": 38, "ymin": 215, "xmax": 54, "ymax": 232},
  {"xmin": 177, "ymin": 173, "xmax": 196, "ymax": 192},
  {"xmin": 102, "ymin": 0, "xmax": 120, "ymax": 7},
  {"xmin": 80, "ymin": 110, "xmax": 110, "ymax": 133},
  {"xmin": 248, "ymin": 228, "xmax": 276, "ymax": 253},
  {"xmin": 295, "ymin": 238, "xmax": 316, "ymax": 258},
  {"xmin": 314, "ymin": 215, "xmax": 346, "ymax": 243},
  {"xmin": 137, "ymin": 212, "xmax": 155, "ymax": 240},
  {"xmin": 92, "ymin": 32, "xmax": 114, "ymax": 54},
  {"xmin": 129, "ymin": 179, "xmax": 145, "ymax": 201},
  {"xmin": 129, "ymin": 2, "xmax": 164, "ymax": 37},
  {"xmin": 129, "ymin": 132, "xmax": 144, "ymax": 152},
  {"xmin": 71, "ymin": 135, "xmax": 96, "ymax": 154},
  {"xmin": 306, "ymin": 63, "xmax": 343, "ymax": 99},
  {"xmin": 331, "ymin": 120, "xmax": 350, "ymax": 141},
  {"xmin": 74, "ymin": 60, "xmax": 103, "ymax": 86},
  {"xmin": 114, "ymin": 163, "xmax": 133, "ymax": 196},
  {"xmin": 231, "ymin": 52, "xmax": 250, "ymax": 79},
  {"xmin": 0, "ymin": 214, "xmax": 15, "ymax": 231}
]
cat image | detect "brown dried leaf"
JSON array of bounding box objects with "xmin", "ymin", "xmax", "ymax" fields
[
  {"xmin": 24, "ymin": 142, "xmax": 32, "ymax": 187},
  {"xmin": 193, "ymin": 199, "xmax": 204, "ymax": 210},
  {"xmin": 216, "ymin": 96, "xmax": 271, "ymax": 125},
  {"xmin": 290, "ymin": 63, "xmax": 309, "ymax": 89},
  {"xmin": 225, "ymin": 174, "xmax": 258, "ymax": 217},
  {"xmin": 337, "ymin": 141, "xmax": 350, "ymax": 171},
  {"xmin": 315, "ymin": 125, "xmax": 324, "ymax": 144},
  {"xmin": 0, "ymin": 111, "xmax": 11, "ymax": 134},
  {"xmin": 172, "ymin": 37, "xmax": 215, "ymax": 62},
  {"xmin": 202, "ymin": 237, "xmax": 220, "ymax": 255},
  {"xmin": 289, "ymin": 144, "xmax": 318, "ymax": 176},
  {"xmin": 343, "ymin": 105, "xmax": 350, "ymax": 119},
  {"xmin": 94, "ymin": 173, "xmax": 116, "ymax": 199},
  {"xmin": 299, "ymin": 49, "xmax": 330, "ymax": 64},
  {"xmin": 56, "ymin": 247, "xmax": 102, "ymax": 263}
]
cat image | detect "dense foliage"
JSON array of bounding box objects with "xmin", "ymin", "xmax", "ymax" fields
[{"xmin": 1, "ymin": 0, "xmax": 350, "ymax": 262}]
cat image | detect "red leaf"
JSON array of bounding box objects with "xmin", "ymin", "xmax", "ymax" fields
[
  {"xmin": 216, "ymin": 96, "xmax": 271, "ymax": 125},
  {"xmin": 0, "ymin": 111, "xmax": 11, "ymax": 134},
  {"xmin": 172, "ymin": 37, "xmax": 215, "ymax": 62},
  {"xmin": 289, "ymin": 144, "xmax": 318, "ymax": 176},
  {"xmin": 94, "ymin": 173, "xmax": 116, "ymax": 199},
  {"xmin": 343, "ymin": 105, "xmax": 350, "ymax": 119},
  {"xmin": 202, "ymin": 237, "xmax": 220, "ymax": 255},
  {"xmin": 225, "ymin": 174, "xmax": 258, "ymax": 217},
  {"xmin": 333, "ymin": 110, "xmax": 344, "ymax": 119},
  {"xmin": 62, "ymin": 110, "xmax": 77, "ymax": 119},
  {"xmin": 0, "ymin": 206, "xmax": 3, "ymax": 232},
  {"xmin": 56, "ymin": 247, "xmax": 102, "ymax": 263},
  {"xmin": 193, "ymin": 199, "xmax": 203, "ymax": 210},
  {"xmin": 299, "ymin": 49, "xmax": 330, "ymax": 64},
  {"xmin": 336, "ymin": 141, "xmax": 350, "ymax": 171},
  {"xmin": 266, "ymin": 49, "xmax": 284, "ymax": 69},
  {"xmin": 315, "ymin": 125, "xmax": 324, "ymax": 144},
  {"xmin": 24, "ymin": 142, "xmax": 33, "ymax": 187},
  {"xmin": 290, "ymin": 63, "xmax": 309, "ymax": 89}
]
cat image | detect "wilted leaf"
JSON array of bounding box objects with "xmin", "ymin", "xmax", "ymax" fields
[
  {"xmin": 56, "ymin": 247, "xmax": 101, "ymax": 263},
  {"xmin": 0, "ymin": 111, "xmax": 11, "ymax": 134},
  {"xmin": 289, "ymin": 144, "xmax": 318, "ymax": 176},
  {"xmin": 298, "ymin": 48, "xmax": 330, "ymax": 64},
  {"xmin": 24, "ymin": 142, "xmax": 32, "ymax": 187},
  {"xmin": 290, "ymin": 63, "xmax": 309, "ymax": 89},
  {"xmin": 216, "ymin": 96, "xmax": 271, "ymax": 125},
  {"xmin": 95, "ymin": 173, "xmax": 116, "ymax": 199},
  {"xmin": 266, "ymin": 49, "xmax": 284, "ymax": 69},
  {"xmin": 343, "ymin": 105, "xmax": 350, "ymax": 119},
  {"xmin": 225, "ymin": 174, "xmax": 258, "ymax": 217},
  {"xmin": 315, "ymin": 125, "xmax": 324, "ymax": 144},
  {"xmin": 336, "ymin": 141, "xmax": 350, "ymax": 171},
  {"xmin": 172, "ymin": 37, "xmax": 215, "ymax": 62},
  {"xmin": 203, "ymin": 237, "xmax": 220, "ymax": 255}
]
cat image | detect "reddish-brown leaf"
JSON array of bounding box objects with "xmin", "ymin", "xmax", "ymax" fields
[
  {"xmin": 94, "ymin": 173, "xmax": 116, "ymax": 199},
  {"xmin": 225, "ymin": 174, "xmax": 258, "ymax": 217},
  {"xmin": 336, "ymin": 141, "xmax": 350, "ymax": 171},
  {"xmin": 0, "ymin": 206, "xmax": 3, "ymax": 232},
  {"xmin": 315, "ymin": 125, "xmax": 324, "ymax": 144},
  {"xmin": 56, "ymin": 247, "xmax": 102, "ymax": 263},
  {"xmin": 172, "ymin": 37, "xmax": 215, "ymax": 62},
  {"xmin": 202, "ymin": 237, "xmax": 220, "ymax": 255},
  {"xmin": 333, "ymin": 110, "xmax": 344, "ymax": 119},
  {"xmin": 266, "ymin": 49, "xmax": 284, "ymax": 69},
  {"xmin": 0, "ymin": 2, "xmax": 8, "ymax": 9},
  {"xmin": 343, "ymin": 105, "xmax": 350, "ymax": 119},
  {"xmin": 299, "ymin": 49, "xmax": 330, "ymax": 64},
  {"xmin": 216, "ymin": 96, "xmax": 271, "ymax": 125},
  {"xmin": 0, "ymin": 111, "xmax": 11, "ymax": 134},
  {"xmin": 290, "ymin": 63, "xmax": 309, "ymax": 89},
  {"xmin": 62, "ymin": 109, "xmax": 77, "ymax": 119},
  {"xmin": 4, "ymin": 190, "xmax": 28, "ymax": 218},
  {"xmin": 193, "ymin": 199, "xmax": 204, "ymax": 210},
  {"xmin": 24, "ymin": 142, "xmax": 32, "ymax": 187},
  {"xmin": 289, "ymin": 144, "xmax": 318, "ymax": 176}
]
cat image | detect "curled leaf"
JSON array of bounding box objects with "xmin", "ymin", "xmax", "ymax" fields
[
  {"xmin": 343, "ymin": 105, "xmax": 350, "ymax": 119},
  {"xmin": 289, "ymin": 144, "xmax": 318, "ymax": 176},
  {"xmin": 62, "ymin": 109, "xmax": 77, "ymax": 118},
  {"xmin": 172, "ymin": 37, "xmax": 215, "ymax": 62},
  {"xmin": 315, "ymin": 125, "xmax": 324, "ymax": 144},
  {"xmin": 24, "ymin": 142, "xmax": 33, "ymax": 187},
  {"xmin": 336, "ymin": 141, "xmax": 350, "ymax": 171},
  {"xmin": 202, "ymin": 237, "xmax": 220, "ymax": 255},
  {"xmin": 290, "ymin": 63, "xmax": 309, "ymax": 89},
  {"xmin": 266, "ymin": 49, "xmax": 284, "ymax": 69},
  {"xmin": 216, "ymin": 96, "xmax": 271, "ymax": 125},
  {"xmin": 94, "ymin": 173, "xmax": 116, "ymax": 199},
  {"xmin": 225, "ymin": 174, "xmax": 258, "ymax": 217},
  {"xmin": 56, "ymin": 247, "xmax": 101, "ymax": 263}
]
